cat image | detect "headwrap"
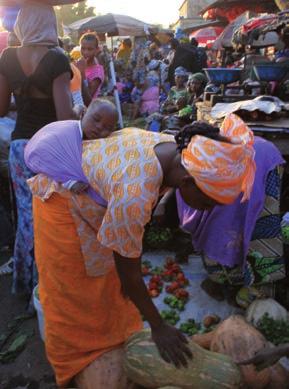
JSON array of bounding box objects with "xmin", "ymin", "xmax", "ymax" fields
[
  {"xmin": 188, "ymin": 72, "xmax": 207, "ymax": 85},
  {"xmin": 174, "ymin": 66, "xmax": 188, "ymax": 77},
  {"xmin": 14, "ymin": 2, "xmax": 58, "ymax": 47},
  {"xmin": 175, "ymin": 27, "xmax": 187, "ymax": 41},
  {"xmin": 147, "ymin": 59, "xmax": 160, "ymax": 71},
  {"xmin": 146, "ymin": 71, "xmax": 159, "ymax": 87},
  {"xmin": 181, "ymin": 113, "xmax": 256, "ymax": 205}
]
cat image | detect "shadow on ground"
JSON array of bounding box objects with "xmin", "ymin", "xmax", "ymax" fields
[{"xmin": 0, "ymin": 251, "xmax": 56, "ymax": 389}]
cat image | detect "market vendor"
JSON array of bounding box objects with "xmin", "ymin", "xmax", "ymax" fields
[
  {"xmin": 187, "ymin": 72, "xmax": 207, "ymax": 102},
  {"xmin": 178, "ymin": 73, "xmax": 207, "ymax": 122},
  {"xmin": 25, "ymin": 115, "xmax": 255, "ymax": 388},
  {"xmin": 161, "ymin": 66, "xmax": 190, "ymax": 114},
  {"xmin": 176, "ymin": 117, "xmax": 285, "ymax": 307}
]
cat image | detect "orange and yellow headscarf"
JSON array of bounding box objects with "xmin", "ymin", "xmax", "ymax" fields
[{"xmin": 181, "ymin": 113, "xmax": 256, "ymax": 205}]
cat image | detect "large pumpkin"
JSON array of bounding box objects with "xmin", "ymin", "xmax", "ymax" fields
[
  {"xmin": 210, "ymin": 315, "xmax": 271, "ymax": 388},
  {"xmin": 267, "ymin": 363, "xmax": 289, "ymax": 388},
  {"xmin": 191, "ymin": 329, "xmax": 217, "ymax": 350},
  {"xmin": 125, "ymin": 329, "xmax": 242, "ymax": 388}
]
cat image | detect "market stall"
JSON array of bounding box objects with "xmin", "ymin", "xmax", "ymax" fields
[
  {"xmin": 67, "ymin": 13, "xmax": 153, "ymax": 37},
  {"xmin": 200, "ymin": 0, "xmax": 279, "ymax": 22},
  {"xmin": 190, "ymin": 26, "xmax": 224, "ymax": 48},
  {"xmin": 194, "ymin": 8, "xmax": 289, "ymax": 308}
]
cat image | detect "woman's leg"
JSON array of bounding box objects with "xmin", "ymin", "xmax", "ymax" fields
[
  {"xmin": 74, "ymin": 347, "xmax": 131, "ymax": 389},
  {"xmin": 9, "ymin": 140, "xmax": 36, "ymax": 297}
]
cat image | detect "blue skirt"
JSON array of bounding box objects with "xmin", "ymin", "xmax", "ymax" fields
[{"xmin": 9, "ymin": 140, "xmax": 37, "ymax": 296}]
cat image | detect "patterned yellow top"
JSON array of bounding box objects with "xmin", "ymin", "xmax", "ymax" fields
[
  {"xmin": 28, "ymin": 128, "xmax": 174, "ymax": 275},
  {"xmin": 82, "ymin": 128, "xmax": 174, "ymax": 258}
]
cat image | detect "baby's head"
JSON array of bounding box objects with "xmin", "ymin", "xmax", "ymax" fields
[{"xmin": 81, "ymin": 99, "xmax": 119, "ymax": 140}]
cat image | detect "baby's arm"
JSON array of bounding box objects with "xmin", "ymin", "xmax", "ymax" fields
[{"xmin": 62, "ymin": 180, "xmax": 89, "ymax": 194}]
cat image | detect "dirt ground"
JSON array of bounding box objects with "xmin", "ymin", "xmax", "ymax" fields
[{"xmin": 0, "ymin": 251, "xmax": 57, "ymax": 389}]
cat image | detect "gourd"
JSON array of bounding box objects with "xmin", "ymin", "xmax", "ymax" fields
[
  {"xmin": 124, "ymin": 329, "xmax": 242, "ymax": 388},
  {"xmin": 246, "ymin": 298, "xmax": 289, "ymax": 325},
  {"xmin": 191, "ymin": 329, "xmax": 217, "ymax": 350},
  {"xmin": 267, "ymin": 363, "xmax": 289, "ymax": 388},
  {"xmin": 210, "ymin": 315, "xmax": 271, "ymax": 388}
]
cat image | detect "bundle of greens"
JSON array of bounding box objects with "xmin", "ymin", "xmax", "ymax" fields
[{"xmin": 257, "ymin": 313, "xmax": 289, "ymax": 345}]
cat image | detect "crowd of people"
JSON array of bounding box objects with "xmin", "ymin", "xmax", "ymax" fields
[{"xmin": 0, "ymin": 2, "xmax": 288, "ymax": 388}]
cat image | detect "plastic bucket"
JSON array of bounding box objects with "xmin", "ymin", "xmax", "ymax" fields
[{"xmin": 33, "ymin": 285, "xmax": 45, "ymax": 341}]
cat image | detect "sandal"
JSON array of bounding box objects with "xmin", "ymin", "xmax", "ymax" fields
[{"xmin": 0, "ymin": 257, "xmax": 14, "ymax": 275}]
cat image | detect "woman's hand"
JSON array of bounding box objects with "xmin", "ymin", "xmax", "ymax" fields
[
  {"xmin": 151, "ymin": 323, "xmax": 193, "ymax": 368},
  {"xmin": 113, "ymin": 253, "xmax": 192, "ymax": 368},
  {"xmin": 238, "ymin": 346, "xmax": 288, "ymax": 370},
  {"xmin": 152, "ymin": 203, "xmax": 166, "ymax": 225},
  {"xmin": 73, "ymin": 104, "xmax": 86, "ymax": 120}
]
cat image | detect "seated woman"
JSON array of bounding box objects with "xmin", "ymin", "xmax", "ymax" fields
[
  {"xmin": 140, "ymin": 70, "xmax": 160, "ymax": 116},
  {"xmin": 176, "ymin": 121, "xmax": 285, "ymax": 307},
  {"xmin": 24, "ymin": 113, "xmax": 255, "ymax": 388},
  {"xmin": 178, "ymin": 72, "xmax": 207, "ymax": 122},
  {"xmin": 187, "ymin": 73, "xmax": 207, "ymax": 103},
  {"xmin": 161, "ymin": 66, "xmax": 190, "ymax": 115},
  {"xmin": 146, "ymin": 66, "xmax": 190, "ymax": 132},
  {"xmin": 131, "ymin": 70, "xmax": 160, "ymax": 120}
]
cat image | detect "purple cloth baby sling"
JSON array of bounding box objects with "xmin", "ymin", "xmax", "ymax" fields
[{"xmin": 24, "ymin": 120, "xmax": 107, "ymax": 207}]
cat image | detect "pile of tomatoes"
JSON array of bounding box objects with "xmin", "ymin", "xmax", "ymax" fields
[{"xmin": 143, "ymin": 258, "xmax": 190, "ymax": 302}]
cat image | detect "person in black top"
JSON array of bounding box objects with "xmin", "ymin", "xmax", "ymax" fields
[
  {"xmin": 190, "ymin": 38, "xmax": 208, "ymax": 70},
  {"xmin": 0, "ymin": 2, "xmax": 76, "ymax": 300},
  {"xmin": 168, "ymin": 38, "xmax": 202, "ymax": 87}
]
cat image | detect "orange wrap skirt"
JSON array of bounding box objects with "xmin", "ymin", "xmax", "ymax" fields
[{"xmin": 33, "ymin": 194, "xmax": 142, "ymax": 387}]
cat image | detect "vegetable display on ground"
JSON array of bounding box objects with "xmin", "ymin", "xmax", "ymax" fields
[{"xmin": 125, "ymin": 329, "xmax": 243, "ymax": 389}]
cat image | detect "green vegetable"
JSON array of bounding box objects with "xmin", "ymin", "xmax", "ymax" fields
[
  {"xmin": 144, "ymin": 226, "xmax": 173, "ymax": 248},
  {"xmin": 163, "ymin": 296, "xmax": 187, "ymax": 312},
  {"xmin": 161, "ymin": 310, "xmax": 180, "ymax": 325},
  {"xmin": 257, "ymin": 313, "xmax": 289, "ymax": 345},
  {"xmin": 142, "ymin": 260, "xmax": 152, "ymax": 268},
  {"xmin": 179, "ymin": 318, "xmax": 200, "ymax": 335},
  {"xmin": 151, "ymin": 266, "xmax": 163, "ymax": 275}
]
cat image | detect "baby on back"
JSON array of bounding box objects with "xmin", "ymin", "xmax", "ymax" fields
[{"xmin": 24, "ymin": 99, "xmax": 118, "ymax": 198}]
